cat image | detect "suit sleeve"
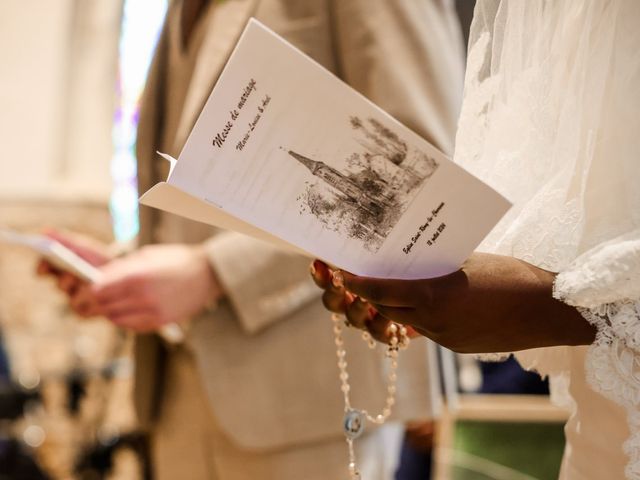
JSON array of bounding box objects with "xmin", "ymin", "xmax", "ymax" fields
[{"xmin": 203, "ymin": 232, "xmax": 319, "ymax": 334}]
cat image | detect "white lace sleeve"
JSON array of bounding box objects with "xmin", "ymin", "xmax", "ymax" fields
[
  {"xmin": 554, "ymin": 230, "xmax": 640, "ymax": 477},
  {"xmin": 455, "ymin": 0, "xmax": 640, "ymax": 475},
  {"xmin": 554, "ymin": 230, "xmax": 640, "ymax": 408}
]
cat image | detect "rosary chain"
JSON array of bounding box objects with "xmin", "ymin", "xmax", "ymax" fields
[{"xmin": 332, "ymin": 313, "xmax": 410, "ymax": 479}]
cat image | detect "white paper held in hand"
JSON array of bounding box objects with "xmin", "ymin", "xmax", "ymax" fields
[
  {"xmin": 140, "ymin": 19, "xmax": 511, "ymax": 280},
  {"xmin": 0, "ymin": 228, "xmax": 184, "ymax": 344}
]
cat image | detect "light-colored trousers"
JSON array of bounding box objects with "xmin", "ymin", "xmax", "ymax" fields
[{"xmin": 151, "ymin": 348, "xmax": 404, "ymax": 480}]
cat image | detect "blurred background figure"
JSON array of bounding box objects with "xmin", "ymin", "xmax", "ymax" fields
[{"xmin": 0, "ymin": 326, "xmax": 49, "ymax": 480}]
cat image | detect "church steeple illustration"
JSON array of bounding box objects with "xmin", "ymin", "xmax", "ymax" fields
[
  {"xmin": 288, "ymin": 149, "xmax": 388, "ymax": 218},
  {"xmin": 288, "ymin": 150, "xmax": 321, "ymax": 175},
  {"xmin": 288, "ymin": 116, "xmax": 439, "ymax": 252},
  {"xmin": 288, "ymin": 150, "xmax": 361, "ymax": 198}
]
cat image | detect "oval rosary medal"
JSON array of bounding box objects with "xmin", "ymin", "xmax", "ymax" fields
[{"xmin": 343, "ymin": 409, "xmax": 366, "ymax": 439}]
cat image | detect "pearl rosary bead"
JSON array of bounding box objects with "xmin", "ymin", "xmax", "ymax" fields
[{"xmin": 331, "ymin": 312, "xmax": 410, "ymax": 479}]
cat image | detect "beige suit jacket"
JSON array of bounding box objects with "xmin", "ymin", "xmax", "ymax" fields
[{"xmin": 135, "ymin": 0, "xmax": 464, "ymax": 451}]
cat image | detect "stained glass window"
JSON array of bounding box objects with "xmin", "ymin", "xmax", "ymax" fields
[{"xmin": 110, "ymin": 0, "xmax": 167, "ymax": 242}]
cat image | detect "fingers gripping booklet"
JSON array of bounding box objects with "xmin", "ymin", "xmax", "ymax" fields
[{"xmin": 140, "ymin": 19, "xmax": 511, "ymax": 280}]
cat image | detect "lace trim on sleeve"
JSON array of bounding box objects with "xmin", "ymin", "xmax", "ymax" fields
[
  {"xmin": 577, "ymin": 302, "xmax": 640, "ymax": 479},
  {"xmin": 552, "ymin": 234, "xmax": 640, "ymax": 478},
  {"xmin": 553, "ymin": 234, "xmax": 640, "ymax": 309},
  {"xmin": 475, "ymin": 352, "xmax": 511, "ymax": 362}
]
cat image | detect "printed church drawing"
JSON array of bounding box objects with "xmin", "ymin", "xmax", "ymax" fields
[
  {"xmin": 291, "ymin": 116, "xmax": 439, "ymax": 251},
  {"xmin": 288, "ymin": 150, "xmax": 391, "ymax": 220}
]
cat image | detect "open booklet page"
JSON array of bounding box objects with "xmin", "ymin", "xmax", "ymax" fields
[{"xmin": 140, "ymin": 19, "xmax": 511, "ymax": 280}]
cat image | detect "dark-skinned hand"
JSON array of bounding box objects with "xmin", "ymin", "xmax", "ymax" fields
[{"xmin": 310, "ymin": 253, "xmax": 596, "ymax": 354}]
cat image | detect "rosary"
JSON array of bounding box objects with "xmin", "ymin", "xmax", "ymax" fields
[{"xmin": 331, "ymin": 311, "xmax": 410, "ymax": 479}]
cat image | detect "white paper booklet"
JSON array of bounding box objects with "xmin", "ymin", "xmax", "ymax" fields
[
  {"xmin": 140, "ymin": 19, "xmax": 511, "ymax": 280},
  {"xmin": 0, "ymin": 228, "xmax": 102, "ymax": 282}
]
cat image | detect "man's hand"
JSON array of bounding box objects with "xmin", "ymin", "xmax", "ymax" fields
[
  {"xmin": 311, "ymin": 253, "xmax": 596, "ymax": 354},
  {"xmin": 91, "ymin": 244, "xmax": 222, "ymax": 332},
  {"xmin": 36, "ymin": 229, "xmax": 113, "ymax": 316},
  {"xmin": 37, "ymin": 231, "xmax": 223, "ymax": 332}
]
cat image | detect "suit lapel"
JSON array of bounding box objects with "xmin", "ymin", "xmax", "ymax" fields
[
  {"xmin": 136, "ymin": 11, "xmax": 172, "ymax": 246},
  {"xmin": 174, "ymin": 0, "xmax": 259, "ymax": 151}
]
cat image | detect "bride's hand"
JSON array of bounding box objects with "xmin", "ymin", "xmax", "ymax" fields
[{"xmin": 310, "ymin": 253, "xmax": 596, "ymax": 353}]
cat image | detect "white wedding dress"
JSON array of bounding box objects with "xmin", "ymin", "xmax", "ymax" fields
[{"xmin": 454, "ymin": 1, "xmax": 640, "ymax": 478}]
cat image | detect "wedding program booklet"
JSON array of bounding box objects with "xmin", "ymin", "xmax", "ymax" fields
[{"xmin": 140, "ymin": 19, "xmax": 511, "ymax": 280}]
